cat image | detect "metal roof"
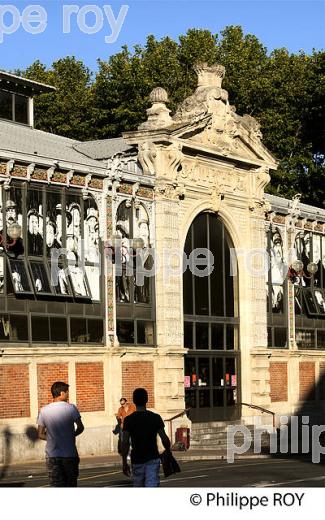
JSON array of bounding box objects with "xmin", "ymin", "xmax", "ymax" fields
[
  {"xmin": 266, "ymin": 193, "xmax": 325, "ymax": 222},
  {"xmin": 0, "ymin": 119, "xmax": 106, "ymax": 171},
  {"xmin": 73, "ymin": 137, "xmax": 134, "ymax": 160},
  {"xmin": 0, "ymin": 71, "xmax": 56, "ymax": 94}
]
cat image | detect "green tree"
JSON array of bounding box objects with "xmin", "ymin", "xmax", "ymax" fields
[
  {"xmin": 23, "ymin": 57, "xmax": 94, "ymax": 140},
  {"xmin": 16, "ymin": 27, "xmax": 324, "ymax": 207}
]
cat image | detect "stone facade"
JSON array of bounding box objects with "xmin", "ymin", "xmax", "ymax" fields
[{"xmin": 1, "ymin": 64, "xmax": 325, "ymax": 463}]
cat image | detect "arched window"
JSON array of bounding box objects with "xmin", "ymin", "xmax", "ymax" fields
[{"xmin": 183, "ymin": 212, "xmax": 240, "ymax": 422}]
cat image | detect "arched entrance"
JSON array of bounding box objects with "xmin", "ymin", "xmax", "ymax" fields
[{"xmin": 183, "ymin": 211, "xmax": 240, "ymax": 422}]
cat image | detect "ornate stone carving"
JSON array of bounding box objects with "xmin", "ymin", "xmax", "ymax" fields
[
  {"xmin": 139, "ymin": 87, "xmax": 172, "ymax": 130},
  {"xmin": 166, "ymin": 142, "xmax": 183, "ymax": 180},
  {"xmin": 137, "ymin": 142, "xmax": 157, "ymax": 176},
  {"xmin": 155, "ymin": 181, "xmax": 185, "ymax": 201},
  {"xmin": 286, "ymin": 193, "xmax": 301, "ymax": 232},
  {"xmin": 255, "ymin": 166, "xmax": 271, "ymax": 197}
]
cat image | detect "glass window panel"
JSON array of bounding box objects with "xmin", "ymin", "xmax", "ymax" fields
[
  {"xmin": 70, "ymin": 318, "xmax": 87, "ymax": 343},
  {"xmin": 49, "ymin": 317, "xmax": 68, "ymax": 342},
  {"xmin": 0, "ymin": 90, "xmax": 13, "ymax": 120},
  {"xmin": 317, "ymin": 330, "xmax": 325, "ymax": 349},
  {"xmin": 30, "ymin": 261, "xmax": 51, "ymax": 294},
  {"xmin": 295, "ymin": 231, "xmax": 312, "ymax": 287},
  {"xmin": 303, "ymin": 289, "xmax": 318, "ymax": 316},
  {"xmin": 267, "ymin": 327, "xmax": 273, "ymax": 347},
  {"xmin": 272, "ymin": 284, "xmax": 284, "ymax": 313},
  {"xmin": 296, "ymin": 329, "xmax": 316, "ymax": 349},
  {"xmin": 66, "ymin": 194, "xmax": 82, "ymax": 258},
  {"xmin": 211, "ymin": 323, "xmax": 224, "ymax": 350},
  {"xmin": 6, "ymin": 314, "xmax": 28, "ymax": 341},
  {"xmin": 117, "ymin": 320, "xmax": 134, "ymax": 344},
  {"xmin": 198, "ymin": 390, "xmax": 210, "ymax": 407},
  {"xmin": 209, "ymin": 216, "xmax": 224, "ymax": 316},
  {"xmin": 10, "ymin": 315, "xmax": 28, "ymax": 341},
  {"xmin": 270, "ymin": 227, "xmax": 285, "ymax": 285},
  {"xmin": 314, "ymin": 289, "xmax": 325, "ymax": 315},
  {"xmin": 194, "ymin": 274, "xmax": 209, "ymax": 315},
  {"xmin": 212, "ymin": 357, "xmax": 223, "ymax": 386},
  {"xmin": 225, "ymin": 358, "xmax": 236, "ymax": 387},
  {"xmin": 116, "ymin": 201, "xmax": 132, "ymax": 239},
  {"xmin": 183, "ymin": 231, "xmax": 193, "ymax": 314},
  {"xmin": 84, "ymin": 196, "xmax": 100, "ymax": 263},
  {"xmin": 46, "ymin": 191, "xmax": 63, "ymax": 253},
  {"xmin": 226, "ymin": 389, "xmax": 236, "ymax": 406},
  {"xmin": 134, "ymin": 252, "xmax": 152, "ymax": 304},
  {"xmin": 185, "ymin": 357, "xmax": 197, "ymax": 387},
  {"xmin": 274, "ymin": 328, "xmax": 287, "ymax": 348},
  {"xmin": 27, "ymin": 189, "xmax": 43, "ymax": 256},
  {"xmin": 68, "ymin": 261, "xmax": 90, "ymax": 298},
  {"xmin": 5, "ymin": 186, "xmax": 24, "ymax": 248},
  {"xmin": 134, "ymin": 203, "xmax": 150, "ymax": 248},
  {"xmin": 49, "ymin": 262, "xmax": 72, "ymax": 296},
  {"xmin": 185, "ymin": 389, "xmax": 196, "ymax": 409},
  {"xmin": 226, "ymin": 325, "xmax": 235, "ymax": 350},
  {"xmin": 116, "ymin": 274, "xmax": 132, "ymax": 303},
  {"xmin": 0, "ymin": 256, "xmax": 4, "ymax": 294},
  {"xmin": 225, "ymin": 237, "xmax": 235, "ymax": 317},
  {"xmin": 85, "ymin": 265, "xmax": 100, "ymax": 301},
  {"xmin": 0, "ymin": 184, "xmax": 3, "ymax": 237},
  {"xmin": 196, "ymin": 322, "xmax": 209, "ymax": 349},
  {"xmin": 193, "ymin": 214, "xmax": 209, "ymax": 315},
  {"xmin": 295, "ymin": 287, "xmax": 303, "ymax": 314},
  {"xmin": 198, "ymin": 357, "xmax": 209, "ymax": 386},
  {"xmin": 88, "ymin": 319, "xmax": 104, "ymax": 343},
  {"xmin": 322, "ymin": 236, "xmax": 325, "ymax": 289},
  {"xmin": 184, "ymin": 321, "xmax": 193, "ymax": 349},
  {"xmin": 213, "ymin": 389, "xmax": 224, "ymax": 407},
  {"xmin": 32, "ymin": 316, "xmax": 49, "ymax": 342},
  {"xmin": 0, "ymin": 314, "xmax": 10, "ymax": 341},
  {"xmin": 137, "ymin": 320, "xmax": 154, "ymax": 345},
  {"xmin": 8, "ymin": 259, "xmax": 32, "ymax": 293},
  {"xmin": 14, "ymin": 93, "xmax": 29, "ymax": 124},
  {"xmin": 313, "ymin": 234, "xmax": 322, "ymax": 287}
]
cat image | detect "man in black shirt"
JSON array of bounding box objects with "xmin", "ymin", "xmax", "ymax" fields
[{"xmin": 121, "ymin": 388, "xmax": 171, "ymax": 487}]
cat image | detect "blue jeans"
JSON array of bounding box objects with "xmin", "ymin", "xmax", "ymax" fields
[{"xmin": 131, "ymin": 458, "xmax": 161, "ymax": 487}]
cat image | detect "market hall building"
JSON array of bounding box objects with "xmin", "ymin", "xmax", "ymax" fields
[{"xmin": 1, "ymin": 66, "xmax": 325, "ymax": 462}]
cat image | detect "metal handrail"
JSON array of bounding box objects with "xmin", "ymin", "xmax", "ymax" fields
[
  {"xmin": 165, "ymin": 408, "xmax": 191, "ymax": 423},
  {"xmin": 164, "ymin": 408, "xmax": 191, "ymax": 442},
  {"xmin": 240, "ymin": 402, "xmax": 275, "ymax": 428}
]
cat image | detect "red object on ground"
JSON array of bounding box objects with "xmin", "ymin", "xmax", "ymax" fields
[{"xmin": 175, "ymin": 427, "xmax": 190, "ymax": 450}]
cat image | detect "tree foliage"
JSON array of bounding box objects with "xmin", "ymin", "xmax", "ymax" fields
[{"xmin": 17, "ymin": 26, "xmax": 324, "ymax": 207}]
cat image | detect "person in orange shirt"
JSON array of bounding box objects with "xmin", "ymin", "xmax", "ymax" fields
[
  {"xmin": 117, "ymin": 397, "xmax": 136, "ymax": 428},
  {"xmin": 114, "ymin": 398, "xmax": 136, "ymax": 454}
]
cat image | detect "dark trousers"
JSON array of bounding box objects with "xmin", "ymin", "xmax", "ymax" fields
[{"xmin": 46, "ymin": 456, "xmax": 80, "ymax": 487}]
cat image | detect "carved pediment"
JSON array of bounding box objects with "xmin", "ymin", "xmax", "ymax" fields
[{"xmin": 172, "ymin": 108, "xmax": 276, "ymax": 165}]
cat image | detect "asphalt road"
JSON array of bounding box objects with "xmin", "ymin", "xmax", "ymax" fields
[{"xmin": 1, "ymin": 458, "xmax": 325, "ymax": 487}]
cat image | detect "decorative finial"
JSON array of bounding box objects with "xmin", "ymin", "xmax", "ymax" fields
[
  {"xmin": 149, "ymin": 87, "xmax": 168, "ymax": 104},
  {"xmin": 194, "ymin": 63, "xmax": 225, "ymax": 88},
  {"xmin": 139, "ymin": 87, "xmax": 172, "ymax": 130}
]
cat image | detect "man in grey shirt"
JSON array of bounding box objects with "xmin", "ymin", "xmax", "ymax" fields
[{"xmin": 37, "ymin": 381, "xmax": 84, "ymax": 487}]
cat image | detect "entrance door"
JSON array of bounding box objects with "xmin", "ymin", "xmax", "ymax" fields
[{"xmin": 185, "ymin": 354, "xmax": 240, "ymax": 422}]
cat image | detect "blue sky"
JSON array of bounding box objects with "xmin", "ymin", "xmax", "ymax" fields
[{"xmin": 0, "ymin": 1, "xmax": 324, "ymax": 72}]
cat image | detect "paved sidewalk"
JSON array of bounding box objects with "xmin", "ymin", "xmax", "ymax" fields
[{"xmin": 1, "ymin": 449, "xmax": 270, "ymax": 478}]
